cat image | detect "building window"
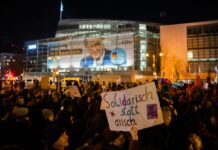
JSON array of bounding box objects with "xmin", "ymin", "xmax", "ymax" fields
[
  {"xmin": 187, "ymin": 51, "xmax": 193, "ymax": 60},
  {"xmin": 139, "ymin": 24, "xmax": 146, "ymax": 30}
]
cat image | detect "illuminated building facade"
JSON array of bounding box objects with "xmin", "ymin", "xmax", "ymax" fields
[
  {"xmin": 25, "ymin": 19, "xmax": 160, "ymax": 82},
  {"xmin": 0, "ymin": 53, "xmax": 19, "ymax": 79},
  {"xmin": 160, "ymin": 20, "xmax": 218, "ymax": 81}
]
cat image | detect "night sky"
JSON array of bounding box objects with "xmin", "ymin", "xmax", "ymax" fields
[{"xmin": 0, "ymin": 0, "xmax": 218, "ymax": 52}]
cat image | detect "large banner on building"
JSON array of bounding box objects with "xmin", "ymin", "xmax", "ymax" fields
[
  {"xmin": 47, "ymin": 32, "xmax": 134, "ymax": 69},
  {"xmin": 101, "ymin": 82, "xmax": 164, "ymax": 131}
]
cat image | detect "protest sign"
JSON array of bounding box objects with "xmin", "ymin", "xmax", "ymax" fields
[{"xmin": 101, "ymin": 82, "xmax": 164, "ymax": 131}]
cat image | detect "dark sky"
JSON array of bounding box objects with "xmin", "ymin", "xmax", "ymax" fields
[{"xmin": 0, "ymin": 0, "xmax": 218, "ymax": 51}]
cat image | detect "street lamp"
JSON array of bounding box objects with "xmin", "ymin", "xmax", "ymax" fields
[
  {"xmin": 146, "ymin": 52, "xmax": 163, "ymax": 77},
  {"xmin": 49, "ymin": 56, "xmax": 61, "ymax": 85},
  {"xmin": 159, "ymin": 52, "xmax": 163, "ymax": 57},
  {"xmin": 152, "ymin": 54, "xmax": 156, "ymax": 75}
]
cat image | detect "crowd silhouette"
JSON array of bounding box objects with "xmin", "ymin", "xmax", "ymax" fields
[{"xmin": 0, "ymin": 78, "xmax": 217, "ymax": 150}]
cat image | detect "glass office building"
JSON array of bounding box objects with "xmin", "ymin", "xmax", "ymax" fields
[{"xmin": 25, "ymin": 19, "xmax": 160, "ymax": 82}]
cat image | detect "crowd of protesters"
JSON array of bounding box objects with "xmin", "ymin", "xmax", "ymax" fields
[{"xmin": 0, "ymin": 76, "xmax": 217, "ymax": 150}]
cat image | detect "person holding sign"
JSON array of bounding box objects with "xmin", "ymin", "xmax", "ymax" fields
[{"xmin": 103, "ymin": 126, "xmax": 140, "ymax": 150}]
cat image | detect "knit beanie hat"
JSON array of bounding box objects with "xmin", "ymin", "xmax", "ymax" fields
[{"xmin": 45, "ymin": 124, "xmax": 66, "ymax": 147}]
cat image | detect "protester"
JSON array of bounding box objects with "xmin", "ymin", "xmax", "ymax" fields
[
  {"xmin": 102, "ymin": 126, "xmax": 140, "ymax": 150},
  {"xmin": 44, "ymin": 124, "xmax": 69, "ymax": 150},
  {"xmin": 0, "ymin": 77, "xmax": 218, "ymax": 150}
]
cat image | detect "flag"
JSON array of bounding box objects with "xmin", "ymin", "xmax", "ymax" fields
[{"xmin": 60, "ymin": 0, "xmax": 63, "ymax": 12}]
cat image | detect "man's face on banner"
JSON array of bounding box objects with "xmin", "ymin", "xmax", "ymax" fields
[{"xmin": 85, "ymin": 38, "xmax": 104, "ymax": 60}]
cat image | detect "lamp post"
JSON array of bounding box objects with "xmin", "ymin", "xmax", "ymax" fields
[
  {"xmin": 152, "ymin": 54, "xmax": 156, "ymax": 76},
  {"xmin": 48, "ymin": 56, "xmax": 60, "ymax": 85},
  {"xmin": 146, "ymin": 52, "xmax": 163, "ymax": 78}
]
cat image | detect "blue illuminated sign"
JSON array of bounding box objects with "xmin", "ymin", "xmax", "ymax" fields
[{"xmin": 28, "ymin": 44, "xmax": 36, "ymax": 50}]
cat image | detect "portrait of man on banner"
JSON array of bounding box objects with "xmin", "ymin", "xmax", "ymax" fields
[{"xmin": 80, "ymin": 38, "xmax": 126, "ymax": 67}]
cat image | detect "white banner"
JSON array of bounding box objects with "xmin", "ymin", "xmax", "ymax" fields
[
  {"xmin": 101, "ymin": 82, "xmax": 164, "ymax": 131},
  {"xmin": 47, "ymin": 32, "xmax": 134, "ymax": 69}
]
